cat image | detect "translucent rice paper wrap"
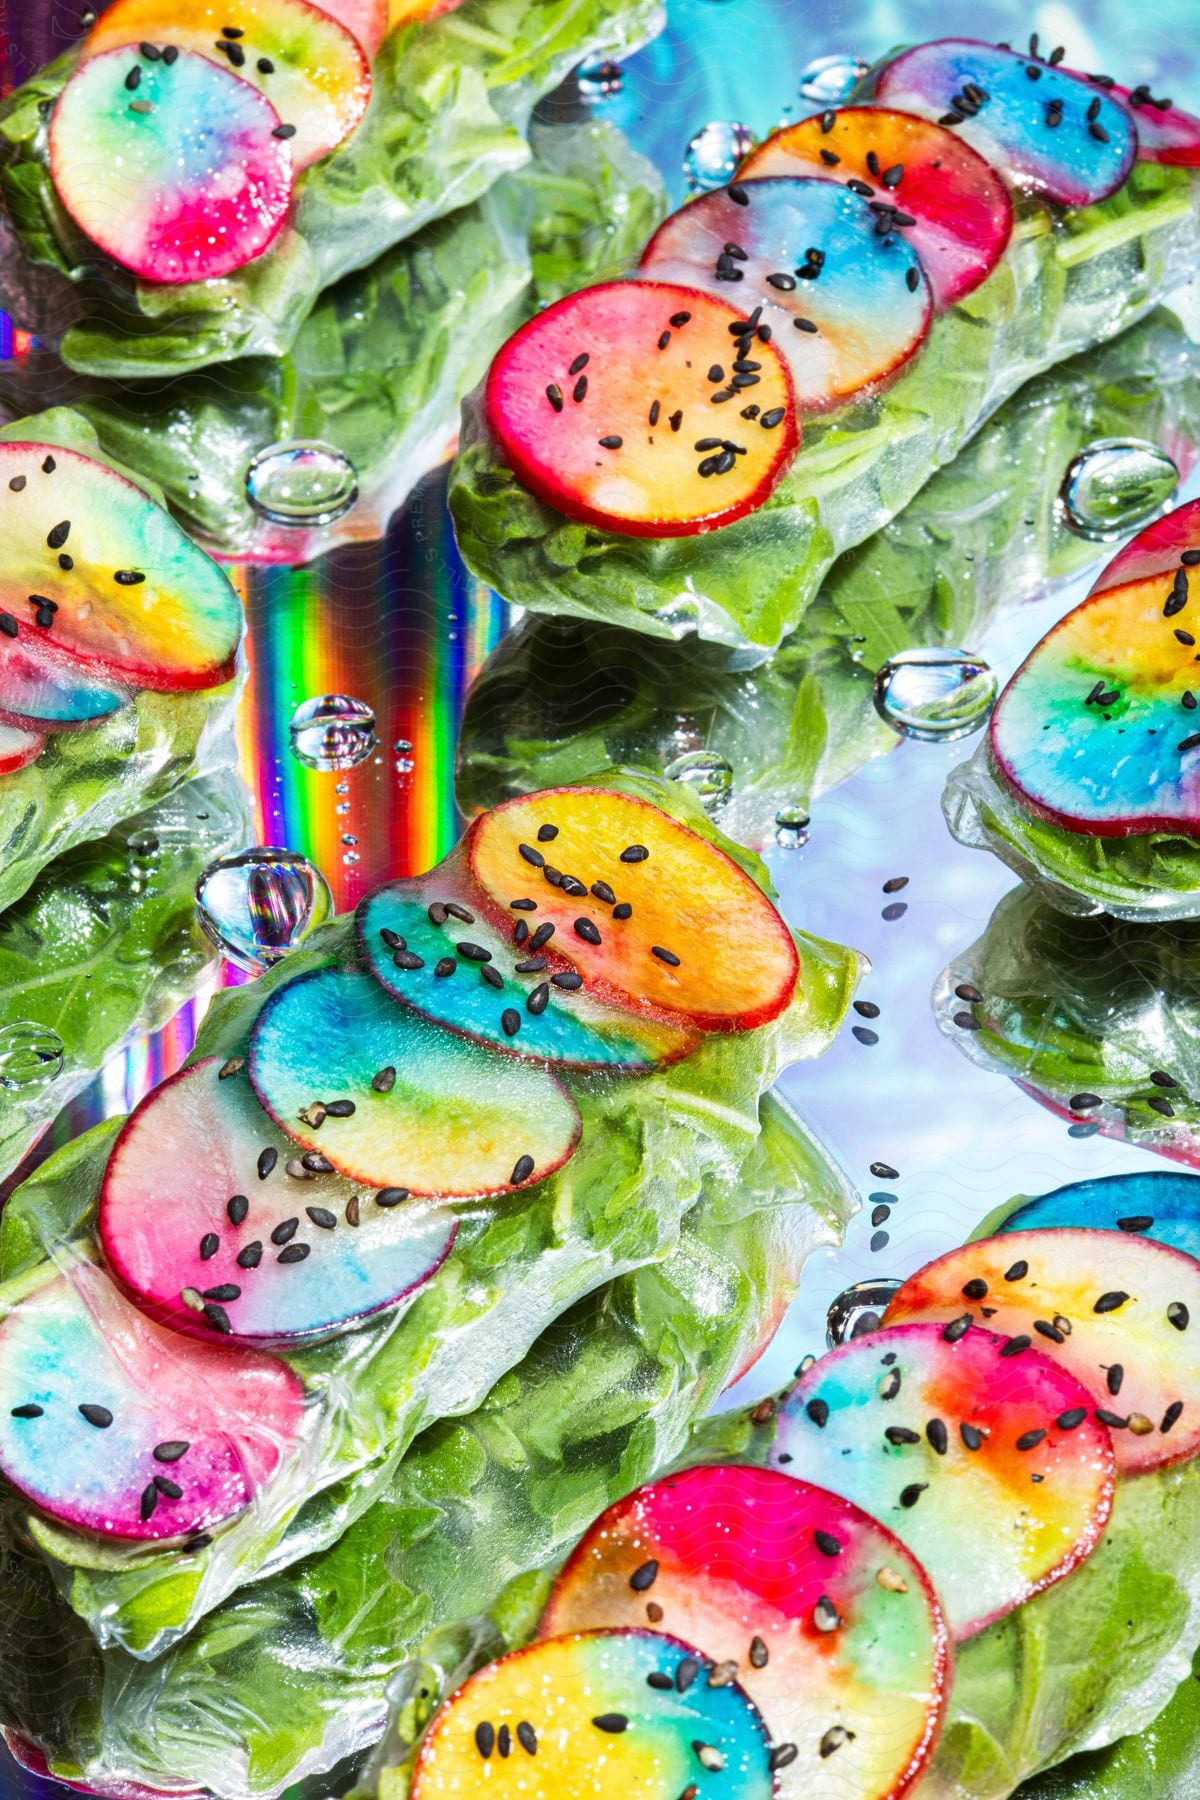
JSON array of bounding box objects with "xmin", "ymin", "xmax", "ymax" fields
[
  {"xmin": 0, "ymin": 769, "xmax": 251, "ymax": 1186},
  {"xmin": 450, "ymin": 148, "xmax": 1200, "ymax": 654},
  {"xmin": 457, "ymin": 308, "xmax": 1200, "ymax": 848},
  {"xmin": 934, "ymin": 882, "xmax": 1200, "ymax": 1168},
  {"xmin": 0, "ymin": 774, "xmax": 863, "ymax": 1661},
  {"xmin": 0, "ymin": 1093, "xmax": 855, "ymax": 1799},
  {"xmin": 0, "ymin": 0, "xmax": 665, "ymax": 381}
]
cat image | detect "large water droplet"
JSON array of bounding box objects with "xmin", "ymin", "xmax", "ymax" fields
[
  {"xmin": 246, "ymin": 440, "xmax": 359, "ymax": 528},
  {"xmin": 194, "ymin": 849, "xmax": 333, "ymax": 974},
  {"xmin": 663, "ymin": 749, "xmax": 733, "ymax": 812},
  {"xmin": 0, "ymin": 1021, "xmax": 65, "ymax": 1091},
  {"xmin": 289, "ymin": 695, "xmax": 377, "ymax": 772},
  {"xmin": 576, "ymin": 55, "xmax": 623, "ymax": 99},
  {"xmin": 873, "ymin": 647, "xmax": 997, "ymax": 743},
  {"xmin": 774, "ymin": 805, "xmax": 810, "ymax": 848},
  {"xmin": 826, "ymin": 1279, "xmax": 903, "ymax": 1347},
  {"xmin": 683, "ymin": 121, "xmax": 756, "ymax": 192},
  {"xmin": 798, "ymin": 53, "xmax": 869, "ymax": 104},
  {"xmin": 1059, "ymin": 436, "xmax": 1180, "ymax": 540}
]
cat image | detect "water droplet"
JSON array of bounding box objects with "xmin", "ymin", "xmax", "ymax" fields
[
  {"xmin": 341, "ymin": 834, "xmax": 358, "ymax": 847},
  {"xmin": 684, "ymin": 121, "xmax": 756, "ymax": 192},
  {"xmin": 798, "ymin": 53, "xmax": 869, "ymax": 104},
  {"xmin": 0, "ymin": 1021, "xmax": 65, "ymax": 1091},
  {"xmin": 194, "ymin": 849, "xmax": 333, "ymax": 974},
  {"xmin": 289, "ymin": 695, "xmax": 377, "ymax": 772},
  {"xmin": 394, "ymin": 738, "xmax": 415, "ymax": 775},
  {"xmin": 873, "ymin": 648, "xmax": 997, "ymax": 743},
  {"xmin": 774, "ymin": 805, "xmax": 810, "ymax": 848},
  {"xmin": 576, "ymin": 55, "xmax": 623, "ymax": 99},
  {"xmin": 826, "ymin": 1279, "xmax": 903, "ymax": 1347},
  {"xmin": 663, "ymin": 749, "xmax": 733, "ymax": 812},
  {"xmin": 1059, "ymin": 436, "xmax": 1180, "ymax": 540},
  {"xmin": 245, "ymin": 440, "xmax": 359, "ymax": 528},
  {"xmin": 125, "ymin": 826, "xmax": 162, "ymax": 882}
]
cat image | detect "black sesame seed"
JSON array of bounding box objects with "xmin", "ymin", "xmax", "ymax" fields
[
  {"xmin": 941, "ymin": 1314, "xmax": 973, "ymax": 1343},
  {"xmin": 651, "ymin": 945, "xmax": 681, "ymax": 966},
  {"xmin": 805, "ymin": 1397, "xmax": 830, "ymax": 1428},
  {"xmin": 237, "ymin": 1242, "xmax": 263, "ymax": 1269},
  {"xmin": 273, "ymin": 123, "xmax": 297, "ymax": 139},
  {"xmin": 885, "ymin": 1426, "xmax": 921, "ymax": 1445},
  {"xmin": 457, "ymin": 942, "xmax": 492, "ymax": 962},
  {"xmin": 1117, "ymin": 1216, "xmax": 1154, "ymax": 1232},
  {"xmin": 760, "ymin": 407, "xmax": 785, "ymax": 429},
  {"xmin": 510, "ymin": 897, "xmax": 537, "ymax": 910},
  {"xmin": 1005, "ymin": 1260, "xmax": 1029, "ymax": 1282},
  {"xmin": 511, "ymin": 1154, "xmax": 536, "ymax": 1184},
  {"xmin": 79, "ymin": 1404, "xmax": 113, "ymax": 1429},
  {"xmin": 1168, "ymin": 1302, "xmax": 1190, "ymax": 1331},
  {"xmin": 592, "ymin": 1714, "xmax": 628, "ymax": 1733},
  {"xmin": 257, "ymin": 1148, "xmax": 277, "ymax": 1180},
  {"xmin": 1016, "ymin": 1428, "xmax": 1047, "ymax": 1451},
  {"xmin": 670, "ymin": 311, "xmax": 692, "ymax": 327},
  {"xmin": 481, "ymin": 964, "xmax": 504, "ymax": 990},
  {"xmin": 960, "ymin": 1423, "xmax": 984, "ymax": 1450},
  {"xmin": 141, "ymin": 1482, "xmax": 159, "ymax": 1521},
  {"xmin": 271, "ymin": 1218, "xmax": 299, "ymax": 1246},
  {"xmin": 569, "ymin": 353, "xmax": 589, "ymax": 376},
  {"xmin": 325, "ymin": 1099, "xmax": 356, "ymax": 1118},
  {"xmin": 527, "ymin": 982, "xmax": 550, "ymax": 1016},
  {"xmin": 1095, "ymin": 1409, "xmax": 1129, "ymax": 1430},
  {"xmin": 519, "ymin": 842, "xmax": 545, "ymax": 868},
  {"xmin": 926, "ymin": 1418, "xmax": 949, "ymax": 1455},
  {"xmin": 46, "ymin": 521, "xmax": 70, "ymax": 549},
  {"xmin": 1162, "ymin": 1400, "xmax": 1185, "ymax": 1432},
  {"xmin": 475, "ymin": 1724, "xmax": 495, "ymax": 1759},
  {"xmin": 278, "ymin": 1244, "xmax": 310, "ymax": 1265},
  {"xmin": 258, "ymin": 56, "xmax": 274, "ymax": 72},
  {"xmin": 590, "ymin": 880, "xmax": 616, "ymax": 904},
  {"xmin": 372, "ymin": 1066, "xmax": 397, "ymax": 1093},
  {"xmin": 899, "ymin": 1483, "xmax": 928, "ymax": 1508},
  {"xmin": 114, "ymin": 568, "xmax": 146, "ymax": 586},
  {"xmin": 204, "ymin": 1303, "xmax": 232, "ymax": 1333},
  {"xmin": 1093, "ymin": 1290, "xmax": 1130, "ymax": 1315},
  {"xmin": 546, "ymin": 384, "xmax": 563, "ymax": 412},
  {"xmin": 393, "ymin": 949, "xmax": 425, "ymax": 971},
  {"xmin": 380, "ymin": 926, "xmax": 405, "ymax": 949},
  {"xmin": 1089, "ymin": 121, "xmax": 1110, "ymax": 142},
  {"xmin": 306, "ymin": 1207, "xmax": 337, "ymax": 1230},
  {"xmin": 675, "ymin": 1657, "xmax": 699, "ymax": 1693},
  {"xmin": 199, "ymin": 1233, "xmax": 219, "ymax": 1261},
  {"xmin": 599, "ymin": 435, "xmax": 623, "ymax": 449},
  {"xmin": 125, "ymin": 64, "xmax": 142, "ymax": 90},
  {"xmin": 154, "ymin": 1440, "xmax": 190, "ymax": 1462},
  {"xmin": 500, "ymin": 1008, "xmax": 521, "ymax": 1037},
  {"xmin": 612, "ymin": 902, "xmax": 632, "ymax": 920},
  {"xmin": 434, "ymin": 957, "xmax": 457, "ymax": 978},
  {"xmin": 1000, "ymin": 1335, "xmax": 1032, "ymax": 1357},
  {"xmin": 630, "ymin": 1559, "xmax": 658, "ymax": 1591},
  {"xmin": 962, "ymin": 1278, "xmax": 988, "ymax": 1300},
  {"xmin": 552, "ymin": 970, "xmax": 584, "ymax": 990},
  {"xmin": 11, "ymin": 1404, "xmax": 43, "ymax": 1419},
  {"xmin": 1107, "ymin": 1364, "xmax": 1125, "ymax": 1396},
  {"xmin": 203, "ymin": 1284, "xmax": 240, "ymax": 1303},
  {"xmin": 574, "ymin": 917, "xmax": 602, "ymax": 945},
  {"xmin": 1056, "ymin": 1407, "xmax": 1087, "ymax": 1430},
  {"xmin": 516, "ymin": 1722, "xmax": 537, "ymax": 1756}
]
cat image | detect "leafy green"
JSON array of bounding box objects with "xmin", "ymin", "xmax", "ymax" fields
[
  {"xmin": 0, "ymin": 1094, "xmax": 854, "ymax": 1799},
  {"xmin": 457, "ymin": 309, "xmax": 1200, "ymax": 843},
  {"xmin": 0, "ymin": 0, "xmax": 664, "ymax": 381},
  {"xmin": 450, "ymin": 160, "xmax": 1200, "ymax": 652},
  {"xmin": 1015, "ymin": 1650, "xmax": 1200, "ymax": 1797}
]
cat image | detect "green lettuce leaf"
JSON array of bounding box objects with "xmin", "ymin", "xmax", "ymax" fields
[
  {"xmin": 449, "ymin": 160, "xmax": 1200, "ymax": 652},
  {"xmin": 1014, "ymin": 1650, "xmax": 1200, "ymax": 1797},
  {"xmin": 457, "ymin": 308, "xmax": 1200, "ymax": 844},
  {"xmin": 0, "ymin": 0, "xmax": 664, "ymax": 381}
]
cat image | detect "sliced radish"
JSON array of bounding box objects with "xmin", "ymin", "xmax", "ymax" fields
[
  {"xmin": 0, "ymin": 1263, "xmax": 304, "ymax": 1543},
  {"xmin": 0, "ymin": 635, "xmax": 126, "ymax": 730},
  {"xmin": 989, "ymin": 498, "xmax": 1200, "ymax": 839},
  {"xmin": 990, "ymin": 1170, "xmax": 1200, "ymax": 1261},
  {"xmin": 739, "ymin": 107, "xmax": 1012, "ymax": 309},
  {"xmin": 4, "ymin": 1734, "xmax": 203, "ymax": 1800},
  {"xmin": 410, "ymin": 1628, "xmax": 774, "ymax": 1798},
  {"xmin": 0, "ymin": 443, "xmax": 242, "ymax": 694},
  {"xmin": 540, "ymin": 1465, "xmax": 950, "ymax": 1799},
  {"xmin": 774, "ymin": 1323, "xmax": 1114, "ymax": 1639},
  {"xmin": 1103, "ymin": 80, "xmax": 1200, "ymax": 168},
  {"xmin": 484, "ymin": 281, "xmax": 799, "ymax": 539},
  {"xmin": 874, "ymin": 39, "xmax": 1137, "ymax": 208},
  {"xmin": 356, "ymin": 857, "xmax": 697, "ymax": 1071},
  {"xmin": 465, "ymin": 787, "xmax": 800, "ymax": 1034},
  {"xmin": 0, "ymin": 721, "xmax": 46, "ymax": 772},
  {"xmin": 308, "ymin": 0, "xmax": 386, "ymax": 54},
  {"xmin": 49, "ymin": 47, "xmax": 292, "ymax": 285},
  {"xmin": 83, "ymin": 0, "xmax": 371, "ymax": 171},
  {"xmin": 247, "ymin": 965, "xmax": 581, "ymax": 1197},
  {"xmin": 883, "ymin": 1228, "xmax": 1200, "ymax": 1475},
  {"xmin": 99, "ymin": 1057, "xmax": 458, "ymax": 1348},
  {"xmin": 639, "ymin": 178, "xmax": 931, "ymax": 412}
]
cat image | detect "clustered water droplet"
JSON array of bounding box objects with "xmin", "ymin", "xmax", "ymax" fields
[
  {"xmin": 774, "ymin": 805, "xmax": 810, "ymax": 848},
  {"xmin": 873, "ymin": 647, "xmax": 997, "ymax": 742},
  {"xmin": 826, "ymin": 1279, "xmax": 904, "ymax": 1347},
  {"xmin": 0, "ymin": 1021, "xmax": 65, "ymax": 1092},
  {"xmin": 246, "ymin": 440, "xmax": 359, "ymax": 528},
  {"xmin": 576, "ymin": 55, "xmax": 624, "ymax": 100},
  {"xmin": 194, "ymin": 849, "xmax": 333, "ymax": 974},
  {"xmin": 1059, "ymin": 436, "xmax": 1180, "ymax": 540},
  {"xmin": 289, "ymin": 695, "xmax": 377, "ymax": 772},
  {"xmin": 797, "ymin": 53, "xmax": 869, "ymax": 104},
  {"xmin": 394, "ymin": 738, "xmax": 415, "ymax": 775},
  {"xmin": 683, "ymin": 121, "xmax": 756, "ymax": 192},
  {"xmin": 663, "ymin": 748, "xmax": 733, "ymax": 812}
]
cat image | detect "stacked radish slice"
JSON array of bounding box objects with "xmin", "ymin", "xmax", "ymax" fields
[
  {"xmin": 0, "ymin": 786, "xmax": 802, "ymax": 1549},
  {"xmin": 482, "ymin": 36, "xmax": 1200, "ymax": 541},
  {"xmin": 410, "ymin": 1178, "xmax": 1200, "ymax": 1796}
]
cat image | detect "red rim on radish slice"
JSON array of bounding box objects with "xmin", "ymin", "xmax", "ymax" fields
[
  {"xmin": 774, "ymin": 1323, "xmax": 1114, "ymax": 1639},
  {"xmin": 82, "ymin": 0, "xmax": 371, "ymax": 171},
  {"xmin": 0, "ymin": 635, "xmax": 127, "ymax": 732},
  {"xmin": 639, "ymin": 178, "xmax": 931, "ymax": 412},
  {"xmin": 247, "ymin": 965, "xmax": 581, "ymax": 1197},
  {"xmin": 0, "ymin": 722, "xmax": 47, "ymax": 772},
  {"xmin": 882, "ymin": 1229, "xmax": 1200, "ymax": 1475},
  {"xmin": 483, "ymin": 281, "xmax": 799, "ymax": 539},
  {"xmin": 465, "ymin": 787, "xmax": 800, "ymax": 1033},
  {"xmin": 1073, "ymin": 73, "xmax": 1200, "ymax": 168},
  {"xmin": 49, "ymin": 47, "xmax": 292, "ymax": 284},
  {"xmin": 739, "ymin": 107, "xmax": 1013, "ymax": 309},
  {"xmin": 99, "ymin": 1058, "xmax": 458, "ymax": 1347},
  {"xmin": 0, "ymin": 1263, "xmax": 304, "ymax": 1543},
  {"xmin": 0, "ymin": 443, "xmax": 242, "ymax": 695},
  {"xmin": 307, "ymin": 0, "xmax": 386, "ymax": 54},
  {"xmin": 4, "ymin": 1734, "xmax": 203, "ymax": 1800},
  {"xmin": 540, "ymin": 1464, "xmax": 950, "ymax": 1799}
]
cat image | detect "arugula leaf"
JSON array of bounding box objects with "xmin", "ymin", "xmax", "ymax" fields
[{"xmin": 1015, "ymin": 1649, "xmax": 1200, "ymax": 1797}]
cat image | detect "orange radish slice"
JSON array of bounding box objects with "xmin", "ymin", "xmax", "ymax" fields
[{"xmin": 484, "ymin": 281, "xmax": 799, "ymax": 539}]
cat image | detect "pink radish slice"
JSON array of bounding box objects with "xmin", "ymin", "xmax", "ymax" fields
[
  {"xmin": 1105, "ymin": 79, "xmax": 1200, "ymax": 167},
  {"xmin": 3, "ymin": 1736, "xmax": 203, "ymax": 1800},
  {"xmin": 1087, "ymin": 493, "xmax": 1200, "ymax": 594},
  {"xmin": 0, "ymin": 721, "xmax": 47, "ymax": 772},
  {"xmin": 0, "ymin": 1263, "xmax": 304, "ymax": 1543},
  {"xmin": 49, "ymin": 47, "xmax": 292, "ymax": 284},
  {"xmin": 309, "ymin": 0, "xmax": 387, "ymax": 53}
]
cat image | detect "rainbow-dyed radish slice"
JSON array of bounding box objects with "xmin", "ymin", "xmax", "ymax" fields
[
  {"xmin": 99, "ymin": 1058, "xmax": 458, "ymax": 1347},
  {"xmin": 874, "ymin": 39, "xmax": 1136, "ymax": 207},
  {"xmin": 883, "ymin": 1228, "xmax": 1200, "ymax": 1475},
  {"xmin": 84, "ymin": 0, "xmax": 371, "ymax": 171},
  {"xmin": 466, "ymin": 787, "xmax": 800, "ymax": 1033},
  {"xmin": 0, "ymin": 443, "xmax": 242, "ymax": 694},
  {"xmin": 639, "ymin": 179, "xmax": 930, "ymax": 411},
  {"xmin": 541, "ymin": 1465, "xmax": 949, "ymax": 1799},
  {"xmin": 50, "ymin": 47, "xmax": 292, "ymax": 284},
  {"xmin": 411, "ymin": 1629, "xmax": 774, "ymax": 1798},
  {"xmin": 0, "ymin": 1264, "xmax": 304, "ymax": 1542},
  {"xmin": 0, "ymin": 722, "xmax": 46, "ymax": 772},
  {"xmin": 988, "ymin": 1170, "xmax": 1200, "ymax": 1261},
  {"xmin": 309, "ymin": 0, "xmax": 386, "ymax": 53},
  {"xmin": 989, "ymin": 498, "xmax": 1200, "ymax": 839},
  {"xmin": 0, "ymin": 636, "xmax": 126, "ymax": 730},
  {"xmin": 740, "ymin": 108, "xmax": 1012, "ymax": 308},
  {"xmin": 4, "ymin": 1734, "xmax": 203, "ymax": 1800},
  {"xmin": 484, "ymin": 281, "xmax": 798, "ymax": 539},
  {"xmin": 357, "ymin": 863, "xmax": 696, "ymax": 1071},
  {"xmin": 775, "ymin": 1323, "xmax": 1114, "ymax": 1639},
  {"xmin": 248, "ymin": 965, "xmax": 581, "ymax": 1197},
  {"xmin": 1082, "ymin": 75, "xmax": 1200, "ymax": 168}
]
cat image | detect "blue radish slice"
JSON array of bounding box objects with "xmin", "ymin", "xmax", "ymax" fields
[
  {"xmin": 874, "ymin": 39, "xmax": 1137, "ymax": 207},
  {"xmin": 639, "ymin": 178, "xmax": 931, "ymax": 412},
  {"xmin": 541, "ymin": 1464, "xmax": 950, "ymax": 1800},
  {"xmin": 98, "ymin": 1058, "xmax": 458, "ymax": 1347},
  {"xmin": 356, "ymin": 861, "xmax": 697, "ymax": 1071},
  {"xmin": 247, "ymin": 965, "xmax": 581, "ymax": 1197},
  {"xmin": 0, "ymin": 1263, "xmax": 304, "ymax": 1542},
  {"xmin": 411, "ymin": 1628, "xmax": 774, "ymax": 1798},
  {"xmin": 49, "ymin": 47, "xmax": 292, "ymax": 284},
  {"xmin": 0, "ymin": 633, "xmax": 127, "ymax": 731},
  {"xmin": 775, "ymin": 1323, "xmax": 1114, "ymax": 1639},
  {"xmin": 990, "ymin": 1170, "xmax": 1200, "ymax": 1260},
  {"xmin": 0, "ymin": 722, "xmax": 46, "ymax": 771}
]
